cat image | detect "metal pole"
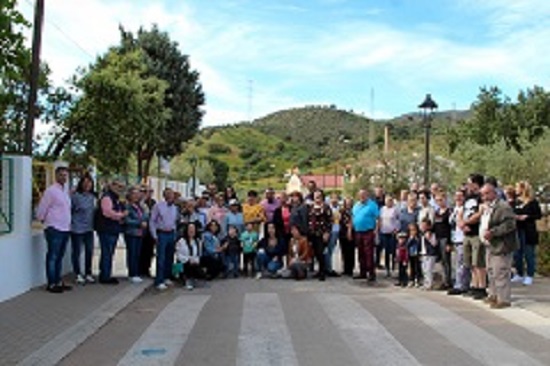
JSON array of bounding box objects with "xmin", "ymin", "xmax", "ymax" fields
[
  {"xmin": 424, "ymin": 115, "xmax": 430, "ymax": 186},
  {"xmin": 24, "ymin": 0, "xmax": 45, "ymax": 156}
]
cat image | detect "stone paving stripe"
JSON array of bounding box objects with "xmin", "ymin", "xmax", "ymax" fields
[
  {"xmin": 387, "ymin": 294, "xmax": 545, "ymax": 366},
  {"xmin": 237, "ymin": 293, "xmax": 299, "ymax": 366},
  {"xmin": 316, "ymin": 293, "xmax": 421, "ymax": 366},
  {"xmin": 451, "ymin": 294, "xmax": 550, "ymax": 341},
  {"xmin": 116, "ymin": 294, "xmax": 209, "ymax": 366},
  {"xmin": 18, "ymin": 281, "xmax": 150, "ymax": 366}
]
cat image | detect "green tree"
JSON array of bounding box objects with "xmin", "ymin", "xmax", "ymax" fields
[
  {"xmin": 0, "ymin": 0, "xmax": 30, "ymax": 80},
  {"xmin": 70, "ymin": 49, "xmax": 170, "ymax": 173},
  {"xmin": 119, "ymin": 25, "xmax": 205, "ymax": 178}
]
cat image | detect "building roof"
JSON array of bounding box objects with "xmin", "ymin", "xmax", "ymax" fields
[{"xmin": 300, "ymin": 175, "xmax": 345, "ymax": 189}]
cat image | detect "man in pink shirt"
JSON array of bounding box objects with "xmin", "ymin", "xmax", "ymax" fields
[{"xmin": 36, "ymin": 166, "xmax": 72, "ymax": 293}]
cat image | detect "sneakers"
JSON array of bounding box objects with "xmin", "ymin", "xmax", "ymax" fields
[
  {"xmin": 511, "ymin": 274, "xmax": 523, "ymax": 283},
  {"xmin": 130, "ymin": 276, "xmax": 143, "ymax": 284},
  {"xmin": 76, "ymin": 274, "xmax": 86, "ymax": 285},
  {"xmin": 85, "ymin": 275, "xmax": 95, "ymax": 283},
  {"xmin": 483, "ymin": 295, "xmax": 497, "ymax": 305},
  {"xmin": 185, "ymin": 280, "xmax": 194, "ymax": 291},
  {"xmin": 165, "ymin": 279, "xmax": 174, "ymax": 286},
  {"xmin": 523, "ymin": 276, "xmax": 533, "ymax": 286},
  {"xmin": 156, "ymin": 283, "xmax": 168, "ymax": 291},
  {"xmin": 255, "ymin": 272, "xmax": 262, "ymax": 280},
  {"xmin": 447, "ymin": 288, "xmax": 463, "ymax": 296}
]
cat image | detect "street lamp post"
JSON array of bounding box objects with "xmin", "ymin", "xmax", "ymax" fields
[
  {"xmin": 189, "ymin": 155, "xmax": 198, "ymax": 198},
  {"xmin": 418, "ymin": 94, "xmax": 438, "ymax": 186}
]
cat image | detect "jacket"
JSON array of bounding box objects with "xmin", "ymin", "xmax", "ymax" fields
[
  {"xmin": 515, "ymin": 199, "xmax": 542, "ymax": 245},
  {"xmin": 487, "ymin": 200, "xmax": 519, "ymax": 255},
  {"xmin": 124, "ymin": 203, "xmax": 147, "ymax": 237}
]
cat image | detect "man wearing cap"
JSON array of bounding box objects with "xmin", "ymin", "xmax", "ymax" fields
[{"xmin": 223, "ymin": 199, "xmax": 245, "ymax": 235}]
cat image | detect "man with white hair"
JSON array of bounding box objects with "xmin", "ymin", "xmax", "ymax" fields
[{"xmin": 480, "ymin": 182, "xmax": 519, "ymax": 309}]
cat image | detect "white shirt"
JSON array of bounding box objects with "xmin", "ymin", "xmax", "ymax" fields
[{"xmin": 479, "ymin": 202, "xmax": 495, "ymax": 245}]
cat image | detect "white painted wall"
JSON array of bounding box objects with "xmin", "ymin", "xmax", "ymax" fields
[{"xmin": 0, "ymin": 156, "xmax": 71, "ymax": 302}]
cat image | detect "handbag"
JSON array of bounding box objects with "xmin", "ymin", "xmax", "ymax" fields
[{"xmin": 172, "ymin": 262, "xmax": 184, "ymax": 276}]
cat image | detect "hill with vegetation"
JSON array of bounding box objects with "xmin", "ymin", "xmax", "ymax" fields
[{"xmin": 168, "ymin": 105, "xmax": 469, "ymax": 190}]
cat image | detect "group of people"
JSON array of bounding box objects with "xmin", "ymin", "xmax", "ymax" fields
[{"xmin": 37, "ymin": 167, "xmax": 543, "ymax": 309}]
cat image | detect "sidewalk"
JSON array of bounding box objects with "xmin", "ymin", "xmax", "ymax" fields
[
  {"xmin": 0, "ymin": 247, "xmax": 150, "ymax": 366},
  {"xmin": 2, "ymin": 246, "xmax": 550, "ymax": 365}
]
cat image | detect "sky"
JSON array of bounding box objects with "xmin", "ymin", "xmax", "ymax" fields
[{"xmin": 18, "ymin": 0, "xmax": 550, "ymax": 127}]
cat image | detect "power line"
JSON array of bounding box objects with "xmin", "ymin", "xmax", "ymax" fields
[{"xmin": 23, "ymin": 0, "xmax": 95, "ymax": 60}]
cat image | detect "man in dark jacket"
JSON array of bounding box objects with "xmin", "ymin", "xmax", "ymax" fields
[{"xmin": 480, "ymin": 183, "xmax": 519, "ymax": 309}]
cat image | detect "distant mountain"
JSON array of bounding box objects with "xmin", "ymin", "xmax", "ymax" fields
[{"xmin": 172, "ymin": 106, "xmax": 471, "ymax": 187}]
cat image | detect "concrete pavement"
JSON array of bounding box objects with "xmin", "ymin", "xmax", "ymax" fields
[{"xmin": 2, "ymin": 245, "xmax": 550, "ymax": 365}]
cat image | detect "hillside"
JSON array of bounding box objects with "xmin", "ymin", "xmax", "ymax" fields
[{"xmin": 169, "ymin": 106, "xmax": 470, "ymax": 190}]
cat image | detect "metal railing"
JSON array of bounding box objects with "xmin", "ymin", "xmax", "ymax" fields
[{"xmin": 0, "ymin": 157, "xmax": 14, "ymax": 234}]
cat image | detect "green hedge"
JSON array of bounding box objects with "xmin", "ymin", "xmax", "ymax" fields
[{"xmin": 537, "ymin": 231, "xmax": 550, "ymax": 276}]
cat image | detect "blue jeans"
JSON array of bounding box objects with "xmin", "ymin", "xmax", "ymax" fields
[
  {"xmin": 71, "ymin": 231, "xmax": 94, "ymax": 276},
  {"xmin": 325, "ymin": 231, "xmax": 339, "ymax": 272},
  {"xmin": 45, "ymin": 227, "xmax": 70, "ymax": 286},
  {"xmin": 257, "ymin": 252, "xmax": 283, "ymax": 274},
  {"xmin": 155, "ymin": 231, "xmax": 176, "ymax": 286},
  {"xmin": 225, "ymin": 253, "xmax": 240, "ymax": 276},
  {"xmin": 125, "ymin": 234, "xmax": 142, "ymax": 278},
  {"xmin": 514, "ymin": 230, "xmax": 536, "ymax": 277},
  {"xmin": 380, "ymin": 233, "xmax": 396, "ymax": 273},
  {"xmin": 98, "ymin": 232, "xmax": 119, "ymax": 281}
]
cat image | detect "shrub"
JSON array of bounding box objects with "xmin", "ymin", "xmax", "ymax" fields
[{"xmin": 207, "ymin": 143, "xmax": 231, "ymax": 154}]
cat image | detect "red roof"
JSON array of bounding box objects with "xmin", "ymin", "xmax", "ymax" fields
[{"xmin": 300, "ymin": 175, "xmax": 345, "ymax": 189}]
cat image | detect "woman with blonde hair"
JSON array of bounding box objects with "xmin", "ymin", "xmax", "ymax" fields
[{"xmin": 512, "ymin": 181, "xmax": 542, "ymax": 286}]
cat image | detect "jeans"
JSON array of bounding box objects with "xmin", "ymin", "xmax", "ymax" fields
[
  {"xmin": 454, "ymin": 243, "xmax": 470, "ymax": 290},
  {"xmin": 45, "ymin": 227, "xmax": 70, "ymax": 286},
  {"xmin": 422, "ymin": 255, "xmax": 436, "ymax": 289},
  {"xmin": 71, "ymin": 231, "xmax": 94, "ymax": 276},
  {"xmin": 325, "ymin": 231, "xmax": 339, "ymax": 272},
  {"xmin": 438, "ymin": 238, "xmax": 453, "ymax": 286},
  {"xmin": 514, "ymin": 230, "xmax": 536, "ymax": 277},
  {"xmin": 339, "ymin": 235, "xmax": 355, "ymax": 275},
  {"xmin": 155, "ymin": 231, "xmax": 176, "ymax": 286},
  {"xmin": 257, "ymin": 252, "xmax": 283, "ymax": 274},
  {"xmin": 380, "ymin": 233, "xmax": 396, "ymax": 274},
  {"xmin": 225, "ymin": 253, "xmax": 240, "ymax": 276},
  {"xmin": 125, "ymin": 234, "xmax": 142, "ymax": 278},
  {"xmin": 98, "ymin": 232, "xmax": 119, "ymax": 281}
]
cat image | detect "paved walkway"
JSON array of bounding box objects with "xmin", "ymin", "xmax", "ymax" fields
[
  {"xmin": 1, "ymin": 245, "xmax": 550, "ymax": 365},
  {"xmin": 0, "ymin": 247, "xmax": 150, "ymax": 366}
]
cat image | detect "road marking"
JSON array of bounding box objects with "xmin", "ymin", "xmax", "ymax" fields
[
  {"xmin": 453, "ymin": 295, "xmax": 550, "ymax": 341},
  {"xmin": 237, "ymin": 293, "xmax": 299, "ymax": 366},
  {"xmin": 117, "ymin": 295, "xmax": 209, "ymax": 366},
  {"xmin": 387, "ymin": 294, "xmax": 545, "ymax": 366},
  {"xmin": 316, "ymin": 293, "xmax": 421, "ymax": 366},
  {"xmin": 18, "ymin": 281, "xmax": 149, "ymax": 366}
]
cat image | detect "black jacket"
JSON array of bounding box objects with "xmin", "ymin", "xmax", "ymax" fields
[
  {"xmin": 516, "ymin": 199, "xmax": 542, "ymax": 245},
  {"xmin": 290, "ymin": 203, "xmax": 309, "ymax": 236}
]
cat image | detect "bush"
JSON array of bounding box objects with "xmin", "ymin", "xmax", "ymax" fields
[
  {"xmin": 207, "ymin": 143, "xmax": 231, "ymax": 154},
  {"xmin": 537, "ymin": 231, "xmax": 550, "ymax": 276}
]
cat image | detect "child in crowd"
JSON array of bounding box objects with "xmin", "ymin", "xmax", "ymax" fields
[
  {"xmin": 420, "ymin": 219, "xmax": 439, "ymax": 290},
  {"xmin": 286, "ymin": 225, "xmax": 311, "ymax": 280},
  {"xmin": 221, "ymin": 225, "xmax": 241, "ymax": 278},
  {"xmin": 394, "ymin": 232, "xmax": 409, "ymax": 287},
  {"xmin": 407, "ymin": 223, "xmax": 422, "ymax": 288},
  {"xmin": 240, "ymin": 222, "xmax": 259, "ymax": 277}
]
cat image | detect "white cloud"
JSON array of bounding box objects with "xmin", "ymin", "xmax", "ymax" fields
[{"xmin": 17, "ymin": 0, "xmax": 550, "ymax": 130}]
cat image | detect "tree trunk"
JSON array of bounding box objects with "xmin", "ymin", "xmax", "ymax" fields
[{"xmin": 143, "ymin": 153, "xmax": 153, "ymax": 181}]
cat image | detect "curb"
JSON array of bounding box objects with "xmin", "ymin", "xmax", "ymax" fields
[{"xmin": 18, "ymin": 280, "xmax": 150, "ymax": 366}]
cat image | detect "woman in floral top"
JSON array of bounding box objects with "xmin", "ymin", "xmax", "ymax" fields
[{"xmin": 308, "ymin": 190, "xmax": 332, "ymax": 281}]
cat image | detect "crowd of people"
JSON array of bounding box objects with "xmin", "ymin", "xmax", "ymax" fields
[{"xmin": 37, "ymin": 167, "xmax": 543, "ymax": 309}]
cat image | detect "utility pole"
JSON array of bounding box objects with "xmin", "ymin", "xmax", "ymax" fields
[{"xmin": 24, "ymin": 0, "xmax": 45, "ymax": 156}]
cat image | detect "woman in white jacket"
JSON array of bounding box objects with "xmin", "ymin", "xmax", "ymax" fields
[{"xmin": 175, "ymin": 223, "xmax": 204, "ymax": 290}]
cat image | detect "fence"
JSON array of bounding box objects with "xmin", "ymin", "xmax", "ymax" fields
[{"xmin": 0, "ymin": 157, "xmax": 14, "ymax": 234}]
